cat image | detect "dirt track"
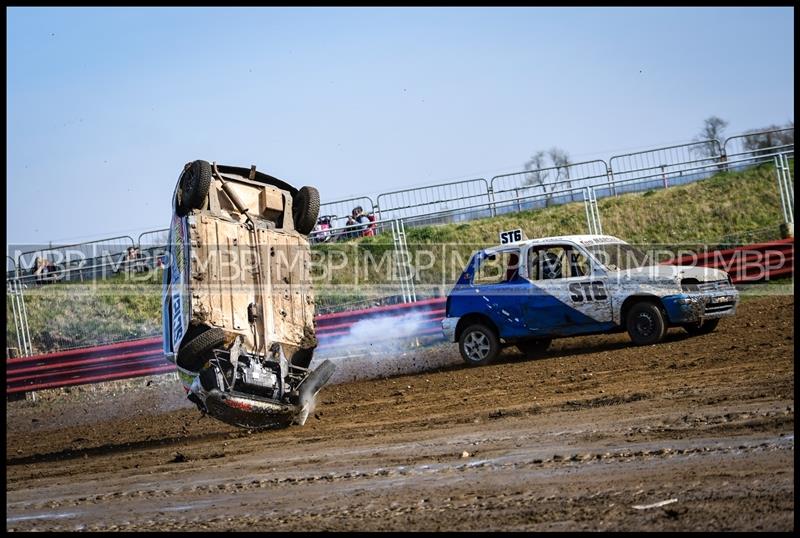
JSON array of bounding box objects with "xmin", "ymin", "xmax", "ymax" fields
[{"xmin": 6, "ymin": 294, "xmax": 794, "ymax": 531}]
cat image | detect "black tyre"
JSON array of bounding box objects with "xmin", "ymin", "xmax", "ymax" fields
[
  {"xmin": 459, "ymin": 324, "xmax": 500, "ymax": 366},
  {"xmin": 682, "ymin": 318, "xmax": 720, "ymax": 336},
  {"xmin": 626, "ymin": 301, "xmax": 667, "ymax": 346},
  {"xmin": 291, "ymin": 347, "xmax": 315, "ymax": 369},
  {"xmin": 177, "ymin": 326, "xmax": 226, "ymax": 372},
  {"xmin": 516, "ymin": 338, "xmax": 552, "ymax": 357},
  {"xmin": 176, "ymin": 160, "xmax": 212, "ymax": 216},
  {"xmin": 292, "ymin": 186, "xmax": 320, "ymax": 235}
]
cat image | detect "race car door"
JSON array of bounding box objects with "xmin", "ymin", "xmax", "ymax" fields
[
  {"xmin": 522, "ymin": 243, "xmax": 614, "ymax": 336},
  {"xmin": 468, "ymin": 247, "xmax": 533, "ymax": 339}
]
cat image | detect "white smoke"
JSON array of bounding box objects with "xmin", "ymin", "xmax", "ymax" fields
[
  {"xmin": 326, "ymin": 312, "xmax": 429, "ymax": 351},
  {"xmin": 310, "ymin": 311, "xmax": 461, "ymax": 384}
]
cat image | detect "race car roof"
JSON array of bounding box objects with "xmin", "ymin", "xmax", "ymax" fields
[{"xmin": 482, "ymin": 234, "xmax": 625, "ymax": 255}]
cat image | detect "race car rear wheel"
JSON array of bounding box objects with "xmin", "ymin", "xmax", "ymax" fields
[
  {"xmin": 176, "ymin": 159, "xmax": 212, "ymax": 216},
  {"xmin": 292, "ymin": 186, "xmax": 321, "ymax": 235},
  {"xmin": 682, "ymin": 318, "xmax": 720, "ymax": 336},
  {"xmin": 516, "ymin": 338, "xmax": 552, "ymax": 358},
  {"xmin": 626, "ymin": 301, "xmax": 667, "ymax": 346},
  {"xmin": 459, "ymin": 324, "xmax": 499, "ymax": 366},
  {"xmin": 177, "ymin": 326, "xmax": 226, "ymax": 372}
]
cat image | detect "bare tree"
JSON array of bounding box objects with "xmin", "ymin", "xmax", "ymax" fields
[
  {"xmin": 524, "ymin": 151, "xmax": 548, "ymax": 188},
  {"xmin": 693, "ymin": 116, "xmax": 728, "ymax": 158},
  {"xmin": 742, "ymin": 120, "xmax": 794, "ymax": 155},
  {"xmin": 523, "ymin": 147, "xmax": 572, "ymax": 206},
  {"xmin": 548, "ymin": 147, "xmax": 571, "ymax": 179},
  {"xmin": 698, "ymin": 116, "xmax": 728, "ymax": 142}
]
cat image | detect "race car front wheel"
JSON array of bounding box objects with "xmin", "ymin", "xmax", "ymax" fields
[
  {"xmin": 459, "ymin": 324, "xmax": 499, "ymax": 366},
  {"xmin": 626, "ymin": 301, "xmax": 667, "ymax": 346}
]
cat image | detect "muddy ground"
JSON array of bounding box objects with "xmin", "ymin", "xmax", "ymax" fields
[{"xmin": 6, "ymin": 294, "xmax": 794, "ymax": 531}]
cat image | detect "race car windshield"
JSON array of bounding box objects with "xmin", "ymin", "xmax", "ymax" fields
[{"xmin": 586, "ymin": 242, "xmax": 649, "ymax": 271}]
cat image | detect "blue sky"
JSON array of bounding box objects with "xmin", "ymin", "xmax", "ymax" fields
[{"xmin": 6, "ymin": 7, "xmax": 794, "ymax": 245}]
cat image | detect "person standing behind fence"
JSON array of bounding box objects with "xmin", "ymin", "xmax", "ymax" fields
[
  {"xmin": 32, "ymin": 256, "xmax": 59, "ymax": 283},
  {"xmin": 350, "ymin": 206, "xmax": 371, "ymax": 237},
  {"xmin": 122, "ymin": 246, "xmax": 148, "ymax": 275}
]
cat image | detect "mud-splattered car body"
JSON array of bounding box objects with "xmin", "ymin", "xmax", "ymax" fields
[
  {"xmin": 443, "ymin": 234, "xmax": 739, "ymax": 365},
  {"xmin": 162, "ymin": 160, "xmax": 335, "ymax": 428}
]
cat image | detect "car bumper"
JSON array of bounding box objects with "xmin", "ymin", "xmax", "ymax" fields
[
  {"xmin": 442, "ymin": 317, "xmax": 459, "ymax": 342},
  {"xmin": 662, "ymin": 290, "xmax": 739, "ymax": 324},
  {"xmin": 203, "ymin": 389, "xmax": 298, "ymax": 429}
]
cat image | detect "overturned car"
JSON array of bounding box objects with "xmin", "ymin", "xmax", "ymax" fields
[{"xmin": 162, "ymin": 160, "xmax": 335, "ymax": 429}]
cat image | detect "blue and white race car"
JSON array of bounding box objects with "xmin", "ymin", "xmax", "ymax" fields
[{"xmin": 442, "ymin": 232, "xmax": 739, "ymax": 365}]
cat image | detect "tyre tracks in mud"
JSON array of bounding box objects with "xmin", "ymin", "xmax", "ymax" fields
[{"xmin": 6, "ymin": 294, "xmax": 795, "ymax": 531}]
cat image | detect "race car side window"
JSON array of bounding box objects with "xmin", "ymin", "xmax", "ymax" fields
[
  {"xmin": 474, "ymin": 249, "xmax": 521, "ymax": 285},
  {"xmin": 527, "ymin": 246, "xmax": 567, "ymax": 280},
  {"xmin": 528, "ymin": 245, "xmax": 591, "ymax": 280},
  {"xmin": 570, "ymin": 248, "xmax": 591, "ymax": 277}
]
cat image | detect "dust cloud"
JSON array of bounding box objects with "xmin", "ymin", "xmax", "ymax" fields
[{"xmin": 310, "ymin": 311, "xmax": 462, "ymax": 384}]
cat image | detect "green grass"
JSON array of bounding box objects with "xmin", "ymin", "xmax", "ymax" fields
[
  {"xmin": 7, "ymin": 274, "xmax": 163, "ymax": 354},
  {"xmin": 319, "ymin": 161, "xmax": 790, "ymax": 293},
  {"xmin": 7, "ymin": 162, "xmax": 793, "ymax": 354},
  {"xmin": 356, "ymin": 161, "xmax": 786, "ymax": 248}
]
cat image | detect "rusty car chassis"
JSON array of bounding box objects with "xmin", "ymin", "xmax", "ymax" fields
[{"xmin": 162, "ymin": 160, "xmax": 335, "ymax": 429}]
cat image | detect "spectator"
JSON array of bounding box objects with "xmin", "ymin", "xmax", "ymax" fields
[
  {"xmin": 32, "ymin": 256, "xmax": 59, "ymax": 284},
  {"xmin": 344, "ymin": 213, "xmax": 356, "ymax": 235},
  {"xmin": 350, "ymin": 206, "xmax": 371, "ymax": 235},
  {"xmin": 122, "ymin": 247, "xmax": 148, "ymax": 274},
  {"xmin": 33, "ymin": 256, "xmax": 47, "ymax": 282}
]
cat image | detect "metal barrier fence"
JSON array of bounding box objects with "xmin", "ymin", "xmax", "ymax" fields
[
  {"xmin": 723, "ymin": 128, "xmax": 794, "ymax": 159},
  {"xmin": 595, "ymin": 149, "xmax": 794, "ymax": 245},
  {"xmin": 137, "ymin": 228, "xmax": 170, "ymax": 249},
  {"xmin": 11, "ymin": 235, "xmax": 137, "ymax": 285},
  {"xmin": 774, "ymin": 153, "xmax": 794, "ymax": 225},
  {"xmin": 7, "ymin": 278, "xmax": 33, "ymax": 357},
  {"xmin": 490, "ymin": 160, "xmax": 609, "ymax": 212},
  {"xmin": 376, "ymin": 178, "xmax": 492, "ymax": 223},
  {"xmin": 137, "ymin": 228, "xmax": 171, "ymax": 273},
  {"xmin": 608, "ymin": 139, "xmax": 723, "ymax": 193},
  {"xmin": 604, "ymin": 147, "xmax": 792, "ymax": 197},
  {"xmin": 7, "ymin": 128, "xmax": 793, "ymax": 285},
  {"xmin": 318, "ymin": 196, "xmax": 377, "ymax": 230}
]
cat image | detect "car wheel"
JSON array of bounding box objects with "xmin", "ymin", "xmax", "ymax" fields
[
  {"xmin": 290, "ymin": 347, "xmax": 315, "ymax": 369},
  {"xmin": 177, "ymin": 326, "xmax": 226, "ymax": 372},
  {"xmin": 516, "ymin": 338, "xmax": 552, "ymax": 357},
  {"xmin": 626, "ymin": 301, "xmax": 667, "ymax": 346},
  {"xmin": 176, "ymin": 160, "xmax": 212, "ymax": 216},
  {"xmin": 292, "ymin": 186, "xmax": 321, "ymax": 235},
  {"xmin": 682, "ymin": 318, "xmax": 720, "ymax": 336},
  {"xmin": 459, "ymin": 324, "xmax": 499, "ymax": 366}
]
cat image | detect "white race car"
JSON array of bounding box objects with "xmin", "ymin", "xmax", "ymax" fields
[{"xmin": 443, "ymin": 233, "xmax": 739, "ymax": 365}]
